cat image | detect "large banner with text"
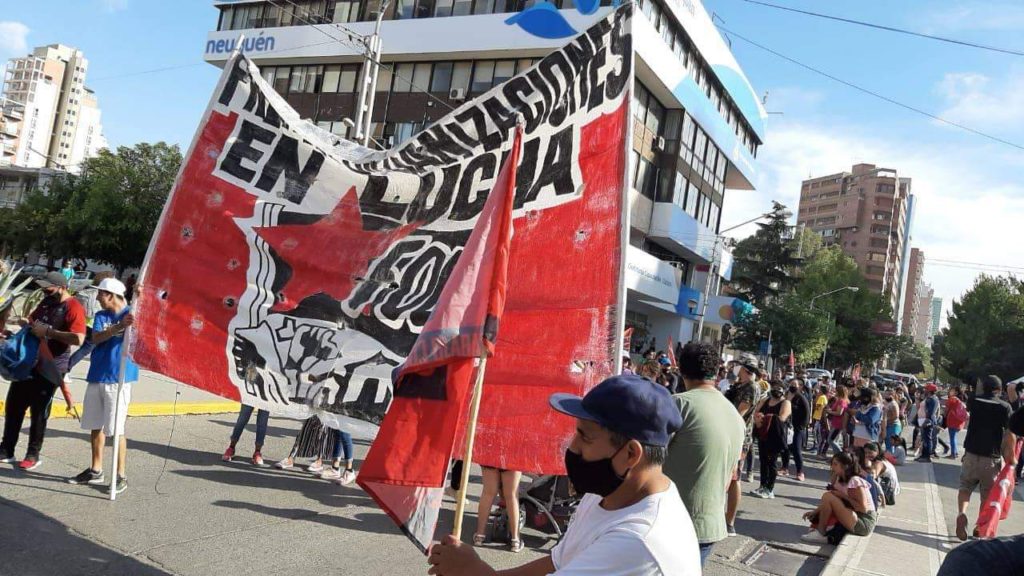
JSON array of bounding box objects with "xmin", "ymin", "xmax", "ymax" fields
[{"xmin": 133, "ymin": 5, "xmax": 632, "ymax": 473}]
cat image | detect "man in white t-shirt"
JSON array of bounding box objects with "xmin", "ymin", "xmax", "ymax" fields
[{"xmin": 428, "ymin": 374, "xmax": 701, "ymax": 576}]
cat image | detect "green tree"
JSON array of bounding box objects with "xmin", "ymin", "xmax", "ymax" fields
[
  {"xmin": 1, "ymin": 142, "xmax": 181, "ymax": 273},
  {"xmin": 76, "ymin": 142, "xmax": 181, "ymax": 272},
  {"xmin": 942, "ymin": 275, "xmax": 1024, "ymax": 383},
  {"xmin": 729, "ymin": 202, "xmax": 801, "ymax": 308},
  {"xmin": 893, "ymin": 339, "xmax": 933, "ymax": 377}
]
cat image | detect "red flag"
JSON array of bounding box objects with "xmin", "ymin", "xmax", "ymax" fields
[
  {"xmin": 356, "ymin": 127, "xmax": 522, "ymax": 553},
  {"xmin": 789, "ymin": 349, "xmax": 795, "ymax": 371},
  {"xmin": 976, "ymin": 440, "xmax": 1022, "ymax": 538},
  {"xmin": 667, "ymin": 336, "xmax": 676, "ymax": 367}
]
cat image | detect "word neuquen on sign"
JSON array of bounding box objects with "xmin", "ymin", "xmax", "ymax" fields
[{"xmin": 206, "ymin": 35, "xmax": 276, "ymax": 55}]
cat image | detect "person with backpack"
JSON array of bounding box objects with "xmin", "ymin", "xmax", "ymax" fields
[
  {"xmin": 0, "ymin": 272, "xmax": 86, "ymax": 470},
  {"xmin": 945, "ymin": 387, "xmax": 969, "ymax": 459}
]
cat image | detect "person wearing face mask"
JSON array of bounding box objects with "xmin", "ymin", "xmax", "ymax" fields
[
  {"xmin": 665, "ymin": 343, "xmax": 743, "ymax": 567},
  {"xmin": 781, "ymin": 379, "xmax": 810, "ymax": 482},
  {"xmin": 427, "ymin": 374, "xmax": 699, "ymax": 576},
  {"xmin": 751, "ymin": 381, "xmax": 792, "ymax": 499},
  {"xmin": 0, "ymin": 271, "xmax": 87, "ymax": 470},
  {"xmin": 724, "ymin": 356, "xmax": 762, "ymax": 534}
]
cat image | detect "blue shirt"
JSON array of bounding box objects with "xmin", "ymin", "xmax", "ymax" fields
[{"xmin": 87, "ymin": 307, "xmax": 139, "ymax": 384}]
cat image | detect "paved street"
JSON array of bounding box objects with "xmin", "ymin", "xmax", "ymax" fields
[{"xmin": 2, "ymin": 407, "xmax": 1024, "ymax": 575}]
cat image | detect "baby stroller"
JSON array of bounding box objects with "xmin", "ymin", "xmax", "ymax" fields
[{"xmin": 490, "ymin": 475, "xmax": 579, "ymax": 541}]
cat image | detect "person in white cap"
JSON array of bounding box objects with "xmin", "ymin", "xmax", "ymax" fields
[{"xmin": 66, "ymin": 277, "xmax": 137, "ymax": 494}]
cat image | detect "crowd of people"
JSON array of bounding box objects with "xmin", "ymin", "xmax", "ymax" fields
[{"xmin": 3, "ymin": 265, "xmax": 1022, "ymax": 575}]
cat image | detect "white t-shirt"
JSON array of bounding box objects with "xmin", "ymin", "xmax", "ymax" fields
[
  {"xmin": 550, "ymin": 481, "xmax": 701, "ymax": 575},
  {"xmin": 718, "ymin": 378, "xmax": 731, "ymax": 393}
]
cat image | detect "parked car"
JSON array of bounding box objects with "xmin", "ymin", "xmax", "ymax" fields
[
  {"xmin": 804, "ymin": 368, "xmax": 831, "ymax": 384},
  {"xmin": 19, "ymin": 264, "xmax": 51, "ymax": 286},
  {"xmin": 70, "ymin": 270, "xmax": 94, "ymax": 293}
]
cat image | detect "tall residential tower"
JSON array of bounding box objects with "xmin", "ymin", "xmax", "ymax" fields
[
  {"xmin": 1, "ymin": 44, "xmax": 107, "ymax": 172},
  {"xmin": 797, "ymin": 163, "xmax": 911, "ymax": 315}
]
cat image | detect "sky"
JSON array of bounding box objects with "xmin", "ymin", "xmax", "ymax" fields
[{"xmin": 2, "ymin": 0, "xmax": 1021, "ymax": 325}]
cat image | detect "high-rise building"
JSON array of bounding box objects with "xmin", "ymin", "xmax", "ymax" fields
[
  {"xmin": 797, "ymin": 163, "xmax": 912, "ymax": 315},
  {"xmin": 901, "ymin": 247, "xmax": 925, "ymax": 340},
  {"xmin": 203, "ymin": 0, "xmax": 766, "ymax": 347},
  {"xmin": 1, "ymin": 44, "xmax": 107, "ymax": 172},
  {"xmin": 913, "ymin": 284, "xmax": 934, "ymax": 346},
  {"xmin": 930, "ymin": 296, "xmax": 942, "ymax": 337}
]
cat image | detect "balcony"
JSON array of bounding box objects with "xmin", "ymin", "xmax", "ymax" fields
[{"xmin": 646, "ymin": 201, "xmax": 732, "ymax": 279}]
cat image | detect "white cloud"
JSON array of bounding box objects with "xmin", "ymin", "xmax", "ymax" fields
[
  {"xmin": 936, "ymin": 71, "xmax": 1024, "ymax": 131},
  {"xmin": 0, "ymin": 21, "xmax": 29, "ymax": 84},
  {"xmin": 922, "ymin": 1, "xmax": 1024, "ymax": 33},
  {"xmin": 723, "ymin": 111, "xmax": 1024, "ymax": 327},
  {"xmin": 100, "ymin": 0, "xmax": 129, "ymax": 12},
  {"xmin": 0, "ymin": 21, "xmax": 29, "ymax": 57}
]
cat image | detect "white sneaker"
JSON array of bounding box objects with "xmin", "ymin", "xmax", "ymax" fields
[
  {"xmin": 320, "ymin": 467, "xmax": 342, "ymax": 480},
  {"xmin": 274, "ymin": 458, "xmax": 294, "ymax": 470},
  {"xmin": 307, "ymin": 461, "xmax": 324, "ymax": 474},
  {"xmin": 800, "ymin": 530, "xmax": 829, "ymax": 544},
  {"xmin": 336, "ymin": 469, "xmax": 357, "ymax": 486}
]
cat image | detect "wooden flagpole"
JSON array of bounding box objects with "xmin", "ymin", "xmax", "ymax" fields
[
  {"xmin": 109, "ymin": 325, "xmax": 132, "ymax": 501},
  {"xmin": 451, "ymin": 347, "xmax": 489, "ymax": 540}
]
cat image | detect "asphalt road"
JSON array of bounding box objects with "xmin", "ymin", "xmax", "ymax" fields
[{"xmin": 4, "ymin": 413, "xmax": 1014, "ymax": 576}]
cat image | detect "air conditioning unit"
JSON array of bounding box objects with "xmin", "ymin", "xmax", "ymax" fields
[
  {"xmin": 449, "ymin": 88, "xmax": 466, "ymax": 101},
  {"xmin": 653, "ymin": 136, "xmax": 666, "ymax": 151}
]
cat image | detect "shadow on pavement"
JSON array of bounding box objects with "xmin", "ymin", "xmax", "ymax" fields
[
  {"xmin": 0, "ymin": 496, "xmax": 174, "ymax": 576},
  {"xmin": 212, "ymin": 499, "xmax": 397, "ymax": 534}
]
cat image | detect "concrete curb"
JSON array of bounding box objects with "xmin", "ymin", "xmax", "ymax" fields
[
  {"xmin": 819, "ymin": 513, "xmax": 875, "ymax": 576},
  {"xmin": 0, "ymin": 401, "xmax": 240, "ymax": 418}
]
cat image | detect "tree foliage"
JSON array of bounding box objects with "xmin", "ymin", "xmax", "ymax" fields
[
  {"xmin": 0, "ymin": 142, "xmax": 181, "ymax": 272},
  {"xmin": 729, "ymin": 201, "xmax": 802, "ymax": 308},
  {"xmin": 941, "ymin": 275, "xmax": 1024, "ymax": 383},
  {"xmin": 731, "ymin": 217, "xmax": 905, "ymax": 369}
]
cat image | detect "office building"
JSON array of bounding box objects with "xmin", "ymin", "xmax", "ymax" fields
[
  {"xmin": 203, "ymin": 0, "xmax": 767, "ymax": 348},
  {"xmin": 1, "ymin": 44, "xmax": 107, "ymax": 172},
  {"xmin": 930, "ymin": 296, "xmax": 942, "ymax": 338},
  {"xmin": 797, "ymin": 163, "xmax": 911, "ymax": 315},
  {"xmin": 913, "ymin": 284, "xmax": 935, "ymax": 346},
  {"xmin": 901, "ymin": 247, "xmax": 925, "ymax": 340}
]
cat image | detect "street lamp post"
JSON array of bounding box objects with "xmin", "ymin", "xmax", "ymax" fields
[
  {"xmin": 353, "ymin": 0, "xmax": 391, "ymax": 147},
  {"xmin": 810, "ymin": 286, "xmax": 859, "ymax": 368}
]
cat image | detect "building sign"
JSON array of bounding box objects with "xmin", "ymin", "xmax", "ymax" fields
[
  {"xmin": 625, "ymin": 246, "xmax": 681, "ymax": 305},
  {"xmin": 205, "ymin": 34, "xmax": 277, "ymax": 55}
]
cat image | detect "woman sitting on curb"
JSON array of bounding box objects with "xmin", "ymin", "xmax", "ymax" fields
[{"xmin": 800, "ymin": 451, "xmax": 878, "ymax": 544}]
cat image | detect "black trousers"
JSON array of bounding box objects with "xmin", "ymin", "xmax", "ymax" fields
[
  {"xmin": 759, "ymin": 440, "xmax": 781, "ymax": 491},
  {"xmin": 0, "ymin": 376, "xmax": 58, "ymax": 459}
]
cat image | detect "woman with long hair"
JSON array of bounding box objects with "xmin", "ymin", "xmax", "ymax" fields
[{"xmin": 800, "ymin": 451, "xmax": 878, "ymax": 543}]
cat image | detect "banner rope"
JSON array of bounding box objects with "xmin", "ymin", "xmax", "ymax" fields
[{"xmin": 153, "ymin": 382, "xmax": 182, "ymax": 496}]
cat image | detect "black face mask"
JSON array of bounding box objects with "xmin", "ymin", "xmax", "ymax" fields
[
  {"xmin": 43, "ymin": 290, "xmax": 61, "ymax": 304},
  {"xmin": 788, "ymin": 386, "xmax": 799, "ymax": 395},
  {"xmin": 564, "ymin": 445, "xmax": 629, "ymax": 497},
  {"xmin": 770, "ymin": 388, "xmax": 784, "ymax": 399}
]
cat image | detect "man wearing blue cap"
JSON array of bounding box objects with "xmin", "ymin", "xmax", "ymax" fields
[{"xmin": 428, "ymin": 373, "xmax": 701, "ymax": 575}]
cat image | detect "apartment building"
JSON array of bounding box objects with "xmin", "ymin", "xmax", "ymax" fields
[
  {"xmin": 797, "ymin": 163, "xmax": 911, "ymax": 315},
  {"xmin": 1, "ymin": 44, "xmax": 107, "ymax": 172}
]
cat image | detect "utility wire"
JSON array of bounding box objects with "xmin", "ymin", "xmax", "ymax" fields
[
  {"xmin": 715, "ymin": 23, "xmax": 1024, "ymax": 152},
  {"xmin": 738, "ymin": 0, "xmax": 1024, "ymax": 58}
]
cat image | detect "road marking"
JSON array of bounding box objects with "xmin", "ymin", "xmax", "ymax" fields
[{"xmin": 924, "ymin": 463, "xmax": 949, "ymax": 574}]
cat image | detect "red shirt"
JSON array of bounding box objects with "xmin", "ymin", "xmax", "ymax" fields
[{"xmin": 30, "ymin": 296, "xmax": 87, "ymax": 362}]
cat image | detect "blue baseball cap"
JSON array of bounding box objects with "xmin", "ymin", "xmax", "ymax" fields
[{"xmin": 549, "ymin": 374, "xmax": 682, "ymax": 447}]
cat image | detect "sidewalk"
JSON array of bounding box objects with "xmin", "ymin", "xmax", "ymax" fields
[
  {"xmin": 0, "ymin": 357, "xmax": 238, "ymax": 418},
  {"xmin": 823, "ymin": 460, "xmax": 951, "ymax": 576}
]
